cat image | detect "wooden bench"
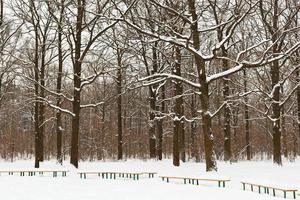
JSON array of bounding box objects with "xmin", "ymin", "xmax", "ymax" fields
[
  {"xmin": 78, "ymin": 171, "xmax": 157, "ymax": 180},
  {"xmin": 159, "ymin": 176, "xmax": 230, "ymax": 187},
  {"xmin": 241, "ymin": 181, "xmax": 297, "ymax": 199},
  {"xmin": 0, "ymin": 170, "xmax": 68, "ymax": 177}
]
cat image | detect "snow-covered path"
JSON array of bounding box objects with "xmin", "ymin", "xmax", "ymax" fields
[{"xmin": 0, "ymin": 159, "xmax": 298, "ymax": 200}]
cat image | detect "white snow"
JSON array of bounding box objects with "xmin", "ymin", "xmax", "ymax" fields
[{"xmin": 0, "ymin": 159, "xmax": 299, "ymax": 200}]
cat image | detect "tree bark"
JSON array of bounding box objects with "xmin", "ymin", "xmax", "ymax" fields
[
  {"xmin": 117, "ymin": 53, "xmax": 123, "ymax": 160},
  {"xmin": 243, "ymin": 70, "xmax": 251, "ymax": 160},
  {"xmin": 156, "ymin": 85, "xmax": 165, "ymax": 160},
  {"xmin": 56, "ymin": 0, "xmax": 65, "ymax": 165},
  {"xmin": 188, "ymin": 0, "xmax": 217, "ymax": 171},
  {"xmin": 70, "ymin": 0, "xmax": 84, "ymax": 168}
]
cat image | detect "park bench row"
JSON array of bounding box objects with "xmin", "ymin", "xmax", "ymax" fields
[
  {"xmin": 78, "ymin": 171, "xmax": 156, "ymax": 180},
  {"xmin": 0, "ymin": 170, "xmax": 68, "ymax": 177},
  {"xmin": 241, "ymin": 181, "xmax": 297, "ymax": 199},
  {"xmin": 0, "ymin": 169, "xmax": 298, "ymax": 199}
]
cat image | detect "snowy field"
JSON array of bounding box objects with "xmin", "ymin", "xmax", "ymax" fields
[{"xmin": 0, "ymin": 159, "xmax": 299, "ymax": 200}]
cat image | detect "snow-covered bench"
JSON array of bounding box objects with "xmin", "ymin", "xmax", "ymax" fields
[
  {"xmin": 159, "ymin": 176, "xmax": 230, "ymax": 187},
  {"xmin": 241, "ymin": 181, "xmax": 297, "ymax": 199},
  {"xmin": 78, "ymin": 171, "xmax": 157, "ymax": 180},
  {"xmin": 0, "ymin": 170, "xmax": 68, "ymax": 177}
]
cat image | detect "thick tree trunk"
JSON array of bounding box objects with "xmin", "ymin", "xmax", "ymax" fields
[
  {"xmin": 189, "ymin": 0, "xmax": 217, "ymax": 171},
  {"xmin": 70, "ymin": 0, "xmax": 84, "ymax": 168},
  {"xmin": 148, "ymin": 45, "xmax": 158, "ymax": 159},
  {"xmin": 173, "ymin": 47, "xmax": 183, "ymax": 166},
  {"xmin": 222, "ymin": 47, "xmax": 231, "ymax": 161}
]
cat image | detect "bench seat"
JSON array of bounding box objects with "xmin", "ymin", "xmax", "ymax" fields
[
  {"xmin": 159, "ymin": 175, "xmax": 230, "ymax": 187},
  {"xmin": 241, "ymin": 181, "xmax": 297, "ymax": 199}
]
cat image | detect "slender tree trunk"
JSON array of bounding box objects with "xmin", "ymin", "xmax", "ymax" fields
[
  {"xmin": 282, "ymin": 105, "xmax": 288, "ymax": 158},
  {"xmin": 38, "ymin": 33, "xmax": 48, "ymax": 162},
  {"xmin": 297, "ymin": 70, "xmax": 300, "ymax": 151},
  {"xmin": 56, "ymin": 0, "xmax": 64, "ymax": 164},
  {"xmin": 189, "ymin": 0, "xmax": 217, "ymax": 171},
  {"xmin": 157, "ymin": 85, "xmax": 165, "ymax": 160},
  {"xmin": 0, "ymin": 0, "xmax": 3, "ymax": 26},
  {"xmin": 190, "ymin": 93, "xmax": 199, "ymax": 161},
  {"xmin": 244, "ymin": 70, "xmax": 251, "ymax": 160},
  {"xmin": 117, "ymin": 54, "xmax": 123, "ymax": 160},
  {"xmin": 33, "ymin": 21, "xmax": 40, "ymax": 168}
]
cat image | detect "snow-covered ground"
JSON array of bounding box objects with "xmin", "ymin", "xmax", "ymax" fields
[{"xmin": 0, "ymin": 159, "xmax": 299, "ymax": 200}]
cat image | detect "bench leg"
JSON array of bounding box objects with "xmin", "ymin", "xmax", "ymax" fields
[
  {"xmin": 293, "ymin": 191, "xmax": 296, "ymax": 199},
  {"xmin": 251, "ymin": 185, "xmax": 253, "ymax": 191},
  {"xmin": 258, "ymin": 186, "xmax": 261, "ymax": 193},
  {"xmin": 167, "ymin": 178, "xmax": 169, "ymax": 183},
  {"xmin": 284, "ymin": 191, "xmax": 287, "ymax": 199},
  {"xmin": 223, "ymin": 181, "xmax": 225, "ymax": 187},
  {"xmin": 243, "ymin": 183, "xmax": 246, "ymax": 190},
  {"xmin": 184, "ymin": 179, "xmax": 186, "ymax": 184},
  {"xmin": 273, "ymin": 189, "xmax": 275, "ymax": 197},
  {"xmin": 218, "ymin": 181, "xmax": 221, "ymax": 188}
]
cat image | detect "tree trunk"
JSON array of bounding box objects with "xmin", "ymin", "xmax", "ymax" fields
[
  {"xmin": 148, "ymin": 45, "xmax": 158, "ymax": 159},
  {"xmin": 157, "ymin": 85, "xmax": 165, "ymax": 160},
  {"xmin": 56, "ymin": 1, "xmax": 64, "ymax": 164},
  {"xmin": 244, "ymin": 70, "xmax": 251, "ymax": 160},
  {"xmin": 190, "ymin": 93, "xmax": 199, "ymax": 161},
  {"xmin": 117, "ymin": 55, "xmax": 123, "ymax": 160},
  {"xmin": 297, "ymin": 69, "xmax": 300, "ymax": 152},
  {"xmin": 222, "ymin": 47, "xmax": 231, "ymax": 161},
  {"xmin": 172, "ymin": 46, "xmax": 183, "ymax": 166},
  {"xmin": 188, "ymin": 0, "xmax": 217, "ymax": 171},
  {"xmin": 70, "ymin": 0, "xmax": 84, "ymax": 168}
]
